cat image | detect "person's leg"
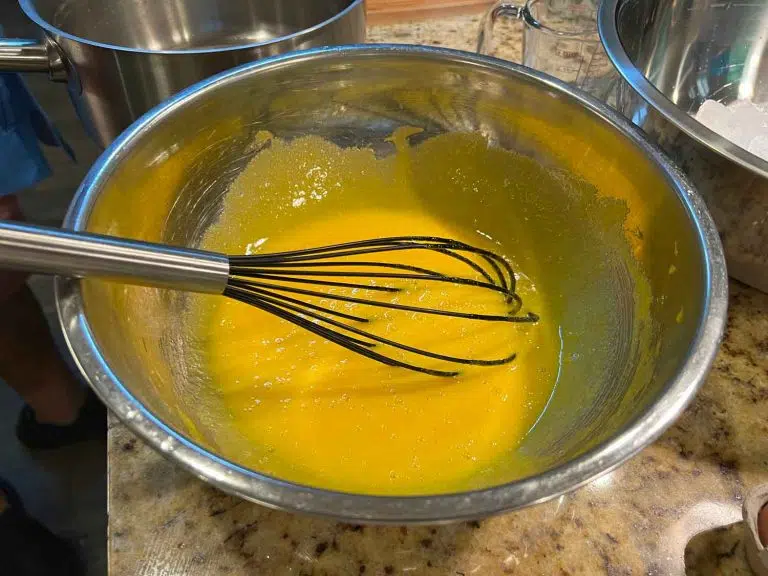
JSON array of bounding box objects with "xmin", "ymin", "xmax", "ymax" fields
[
  {"xmin": 0, "ymin": 284, "xmax": 85, "ymax": 424},
  {"xmin": 0, "ymin": 195, "xmax": 85, "ymax": 425}
]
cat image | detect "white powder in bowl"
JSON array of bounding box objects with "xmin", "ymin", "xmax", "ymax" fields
[
  {"xmin": 681, "ymin": 98, "xmax": 768, "ymax": 291},
  {"xmin": 695, "ymin": 99, "xmax": 768, "ymax": 161}
]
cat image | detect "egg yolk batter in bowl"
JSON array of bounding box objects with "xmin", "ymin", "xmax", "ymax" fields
[{"xmin": 190, "ymin": 130, "xmax": 561, "ymax": 495}]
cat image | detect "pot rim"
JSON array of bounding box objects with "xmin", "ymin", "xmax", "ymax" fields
[
  {"xmin": 598, "ymin": 0, "xmax": 768, "ymax": 179},
  {"xmin": 18, "ymin": 0, "xmax": 364, "ymax": 55},
  {"xmin": 55, "ymin": 44, "xmax": 728, "ymax": 522}
]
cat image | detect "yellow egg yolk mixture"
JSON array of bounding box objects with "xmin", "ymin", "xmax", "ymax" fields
[{"xmin": 191, "ymin": 130, "xmax": 560, "ymax": 495}]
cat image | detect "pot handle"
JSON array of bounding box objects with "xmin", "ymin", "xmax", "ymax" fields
[
  {"xmin": 476, "ymin": 2, "xmax": 523, "ymax": 55},
  {"xmin": 0, "ymin": 38, "xmax": 67, "ymax": 81}
]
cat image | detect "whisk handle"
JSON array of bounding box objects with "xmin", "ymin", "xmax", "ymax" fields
[{"xmin": 0, "ymin": 220, "xmax": 229, "ymax": 294}]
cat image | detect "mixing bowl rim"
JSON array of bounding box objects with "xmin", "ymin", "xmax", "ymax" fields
[
  {"xmin": 597, "ymin": 0, "xmax": 768, "ymax": 179},
  {"xmin": 55, "ymin": 44, "xmax": 728, "ymax": 522},
  {"xmin": 18, "ymin": 0, "xmax": 364, "ymax": 55}
]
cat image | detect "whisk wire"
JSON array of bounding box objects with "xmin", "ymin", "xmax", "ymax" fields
[
  {"xmin": 226, "ymin": 283, "xmax": 519, "ymax": 377},
  {"xmin": 230, "ymin": 282, "xmax": 372, "ymax": 323},
  {"xmin": 229, "ymin": 278, "xmax": 519, "ymax": 322},
  {"xmin": 226, "ymin": 236, "xmax": 537, "ymax": 376},
  {"xmin": 230, "ymin": 235, "xmax": 515, "ymax": 289},
  {"xmin": 231, "ymin": 269, "xmax": 512, "ymax": 297},
  {"xmin": 226, "ymin": 286, "xmax": 460, "ymax": 377}
]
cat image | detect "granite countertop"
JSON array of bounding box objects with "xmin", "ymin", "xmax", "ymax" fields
[{"xmin": 108, "ymin": 16, "xmax": 768, "ymax": 576}]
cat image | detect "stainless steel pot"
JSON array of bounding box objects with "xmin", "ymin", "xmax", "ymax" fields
[
  {"xmin": 56, "ymin": 45, "xmax": 727, "ymax": 522},
  {"xmin": 598, "ymin": 0, "xmax": 768, "ymax": 293},
  {"xmin": 0, "ymin": 0, "xmax": 365, "ymax": 147}
]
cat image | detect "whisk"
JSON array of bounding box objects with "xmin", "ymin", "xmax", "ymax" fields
[{"xmin": 0, "ymin": 221, "xmax": 538, "ymax": 377}]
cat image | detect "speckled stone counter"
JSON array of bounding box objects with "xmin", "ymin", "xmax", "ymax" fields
[{"xmin": 108, "ymin": 17, "xmax": 768, "ymax": 576}]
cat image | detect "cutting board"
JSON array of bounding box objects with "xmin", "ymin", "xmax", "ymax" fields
[{"xmin": 367, "ymin": 0, "xmax": 493, "ymax": 24}]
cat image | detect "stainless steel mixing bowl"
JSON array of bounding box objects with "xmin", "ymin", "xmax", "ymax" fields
[
  {"xmin": 0, "ymin": 0, "xmax": 365, "ymax": 147},
  {"xmin": 598, "ymin": 0, "xmax": 768, "ymax": 293},
  {"xmin": 56, "ymin": 45, "xmax": 727, "ymax": 522}
]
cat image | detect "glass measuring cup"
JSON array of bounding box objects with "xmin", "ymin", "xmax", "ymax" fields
[{"xmin": 477, "ymin": 0, "xmax": 617, "ymax": 101}]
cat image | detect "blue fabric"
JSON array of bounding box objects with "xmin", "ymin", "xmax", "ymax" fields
[{"xmin": 0, "ymin": 72, "xmax": 74, "ymax": 197}]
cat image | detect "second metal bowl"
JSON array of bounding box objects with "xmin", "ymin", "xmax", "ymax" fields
[{"xmin": 599, "ymin": 0, "xmax": 768, "ymax": 293}]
